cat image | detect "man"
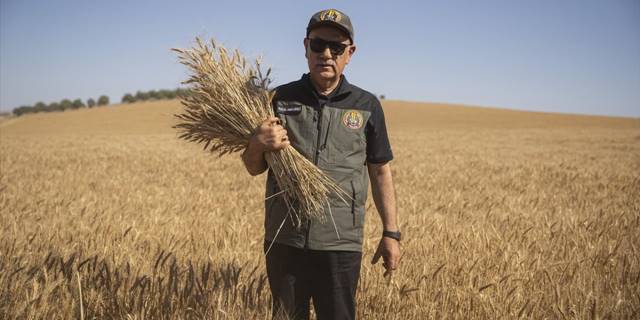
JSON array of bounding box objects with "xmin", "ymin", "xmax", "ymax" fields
[{"xmin": 241, "ymin": 8, "xmax": 400, "ymax": 320}]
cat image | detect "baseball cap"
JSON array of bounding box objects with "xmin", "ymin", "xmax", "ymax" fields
[{"xmin": 306, "ymin": 9, "xmax": 354, "ymax": 43}]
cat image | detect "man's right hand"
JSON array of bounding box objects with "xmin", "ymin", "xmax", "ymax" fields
[
  {"xmin": 242, "ymin": 117, "xmax": 289, "ymax": 176},
  {"xmin": 251, "ymin": 117, "xmax": 290, "ymax": 152}
]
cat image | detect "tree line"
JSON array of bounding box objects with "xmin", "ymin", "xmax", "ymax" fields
[
  {"xmin": 13, "ymin": 95, "xmax": 110, "ymax": 116},
  {"xmin": 12, "ymin": 88, "xmax": 187, "ymax": 117},
  {"xmin": 120, "ymin": 88, "xmax": 188, "ymax": 104}
]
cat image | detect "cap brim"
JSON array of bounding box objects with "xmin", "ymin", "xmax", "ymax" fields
[{"xmin": 307, "ymin": 21, "xmax": 353, "ymax": 42}]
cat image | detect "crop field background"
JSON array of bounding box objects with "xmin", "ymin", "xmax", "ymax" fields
[{"xmin": 1, "ymin": 100, "xmax": 639, "ymax": 319}]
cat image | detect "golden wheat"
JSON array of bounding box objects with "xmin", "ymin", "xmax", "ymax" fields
[{"xmin": 0, "ymin": 100, "xmax": 638, "ymax": 319}]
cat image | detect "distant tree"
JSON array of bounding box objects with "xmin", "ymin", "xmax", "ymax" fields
[
  {"xmin": 49, "ymin": 102, "xmax": 62, "ymax": 112},
  {"xmin": 87, "ymin": 98, "xmax": 96, "ymax": 108},
  {"xmin": 97, "ymin": 95, "xmax": 109, "ymax": 106},
  {"xmin": 60, "ymin": 99, "xmax": 73, "ymax": 111},
  {"xmin": 148, "ymin": 90, "xmax": 160, "ymax": 100},
  {"xmin": 121, "ymin": 93, "xmax": 136, "ymax": 104},
  {"xmin": 33, "ymin": 101, "xmax": 48, "ymax": 113},
  {"xmin": 159, "ymin": 89, "xmax": 176, "ymax": 99},
  {"xmin": 155, "ymin": 90, "xmax": 166, "ymax": 100},
  {"xmin": 13, "ymin": 105, "xmax": 33, "ymax": 116},
  {"xmin": 379, "ymin": 94, "xmax": 386, "ymax": 100},
  {"xmin": 72, "ymin": 98, "xmax": 85, "ymax": 109},
  {"xmin": 134, "ymin": 91, "xmax": 150, "ymax": 101},
  {"xmin": 175, "ymin": 88, "xmax": 189, "ymax": 98}
]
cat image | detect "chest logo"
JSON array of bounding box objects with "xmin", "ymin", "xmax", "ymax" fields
[{"xmin": 342, "ymin": 110, "xmax": 364, "ymax": 130}]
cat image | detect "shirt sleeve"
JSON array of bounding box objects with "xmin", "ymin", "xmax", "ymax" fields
[{"xmin": 365, "ymin": 98, "xmax": 393, "ymax": 163}]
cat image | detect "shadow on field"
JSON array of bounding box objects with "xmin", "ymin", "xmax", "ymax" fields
[{"xmin": 1, "ymin": 249, "xmax": 271, "ymax": 319}]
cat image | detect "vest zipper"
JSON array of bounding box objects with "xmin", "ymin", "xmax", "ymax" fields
[
  {"xmin": 305, "ymin": 106, "xmax": 324, "ymax": 250},
  {"xmin": 351, "ymin": 180, "xmax": 356, "ymax": 226},
  {"xmin": 314, "ymin": 107, "xmax": 323, "ymax": 164},
  {"xmin": 321, "ymin": 115, "xmax": 331, "ymax": 151}
]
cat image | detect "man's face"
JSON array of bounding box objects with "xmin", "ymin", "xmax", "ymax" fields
[{"xmin": 305, "ymin": 26, "xmax": 356, "ymax": 85}]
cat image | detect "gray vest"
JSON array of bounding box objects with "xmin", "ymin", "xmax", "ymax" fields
[{"xmin": 265, "ymin": 101, "xmax": 370, "ymax": 251}]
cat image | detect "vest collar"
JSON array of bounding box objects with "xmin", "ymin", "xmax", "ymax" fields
[{"xmin": 302, "ymin": 73, "xmax": 352, "ymax": 101}]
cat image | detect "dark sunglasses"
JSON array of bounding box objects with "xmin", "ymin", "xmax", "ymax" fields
[{"xmin": 307, "ymin": 37, "xmax": 351, "ymax": 56}]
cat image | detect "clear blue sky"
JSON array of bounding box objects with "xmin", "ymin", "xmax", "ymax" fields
[{"xmin": 1, "ymin": 0, "xmax": 639, "ymax": 117}]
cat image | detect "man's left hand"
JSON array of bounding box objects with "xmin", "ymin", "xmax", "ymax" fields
[{"xmin": 371, "ymin": 236, "xmax": 401, "ymax": 277}]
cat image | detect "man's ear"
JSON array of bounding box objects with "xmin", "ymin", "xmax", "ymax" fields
[
  {"xmin": 345, "ymin": 45, "xmax": 356, "ymax": 64},
  {"xmin": 303, "ymin": 38, "xmax": 310, "ymax": 59}
]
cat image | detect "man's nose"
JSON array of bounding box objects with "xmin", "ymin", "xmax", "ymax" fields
[{"xmin": 320, "ymin": 46, "xmax": 333, "ymax": 58}]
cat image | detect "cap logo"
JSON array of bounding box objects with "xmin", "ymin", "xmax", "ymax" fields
[
  {"xmin": 320, "ymin": 9, "xmax": 341, "ymax": 22},
  {"xmin": 342, "ymin": 110, "xmax": 364, "ymax": 129}
]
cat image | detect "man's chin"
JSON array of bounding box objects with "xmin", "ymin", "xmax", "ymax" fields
[{"xmin": 312, "ymin": 71, "xmax": 337, "ymax": 82}]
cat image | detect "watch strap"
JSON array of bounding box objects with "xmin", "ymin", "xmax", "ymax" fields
[{"xmin": 382, "ymin": 230, "xmax": 401, "ymax": 241}]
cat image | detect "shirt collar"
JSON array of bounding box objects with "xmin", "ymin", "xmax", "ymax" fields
[{"xmin": 302, "ymin": 73, "xmax": 352, "ymax": 101}]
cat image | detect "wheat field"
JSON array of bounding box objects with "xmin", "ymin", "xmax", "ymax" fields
[{"xmin": 1, "ymin": 100, "xmax": 638, "ymax": 319}]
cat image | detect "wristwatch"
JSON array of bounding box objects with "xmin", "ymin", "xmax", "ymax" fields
[{"xmin": 382, "ymin": 230, "xmax": 402, "ymax": 242}]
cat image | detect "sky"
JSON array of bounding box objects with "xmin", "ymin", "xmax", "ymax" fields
[{"xmin": 1, "ymin": 0, "xmax": 639, "ymax": 117}]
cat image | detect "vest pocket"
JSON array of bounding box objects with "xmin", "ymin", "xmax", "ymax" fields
[
  {"xmin": 327, "ymin": 129, "xmax": 365, "ymax": 164},
  {"xmin": 277, "ymin": 103, "xmax": 315, "ymax": 159},
  {"xmin": 325, "ymin": 109, "xmax": 366, "ymax": 165}
]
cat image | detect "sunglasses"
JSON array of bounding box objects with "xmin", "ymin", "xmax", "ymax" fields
[{"xmin": 307, "ymin": 37, "xmax": 351, "ymax": 56}]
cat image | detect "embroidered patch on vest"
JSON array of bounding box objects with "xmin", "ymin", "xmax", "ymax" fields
[
  {"xmin": 342, "ymin": 110, "xmax": 364, "ymax": 129},
  {"xmin": 276, "ymin": 102, "xmax": 302, "ymax": 115}
]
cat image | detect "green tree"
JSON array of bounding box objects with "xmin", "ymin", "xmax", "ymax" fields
[
  {"xmin": 72, "ymin": 99, "xmax": 85, "ymax": 109},
  {"xmin": 121, "ymin": 93, "xmax": 136, "ymax": 104},
  {"xmin": 60, "ymin": 99, "xmax": 73, "ymax": 110},
  {"xmin": 33, "ymin": 101, "xmax": 48, "ymax": 113},
  {"xmin": 49, "ymin": 102, "xmax": 62, "ymax": 112},
  {"xmin": 13, "ymin": 105, "xmax": 33, "ymax": 116},
  {"xmin": 87, "ymin": 98, "xmax": 96, "ymax": 108},
  {"xmin": 148, "ymin": 90, "xmax": 160, "ymax": 100},
  {"xmin": 134, "ymin": 91, "xmax": 149, "ymax": 101},
  {"xmin": 158, "ymin": 89, "xmax": 176, "ymax": 100},
  {"xmin": 97, "ymin": 95, "xmax": 109, "ymax": 106},
  {"xmin": 156, "ymin": 90, "xmax": 167, "ymax": 99},
  {"xmin": 175, "ymin": 88, "xmax": 189, "ymax": 98}
]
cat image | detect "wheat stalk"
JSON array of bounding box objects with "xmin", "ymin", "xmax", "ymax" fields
[{"xmin": 171, "ymin": 37, "xmax": 346, "ymax": 225}]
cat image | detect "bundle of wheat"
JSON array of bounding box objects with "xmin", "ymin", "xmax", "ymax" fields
[{"xmin": 172, "ymin": 38, "xmax": 345, "ymax": 228}]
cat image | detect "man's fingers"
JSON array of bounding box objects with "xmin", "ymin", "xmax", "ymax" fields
[
  {"xmin": 371, "ymin": 249, "xmax": 381, "ymax": 265},
  {"xmin": 383, "ymin": 261, "xmax": 394, "ymax": 277},
  {"xmin": 387, "ymin": 253, "xmax": 400, "ymax": 271},
  {"xmin": 276, "ymin": 130, "xmax": 288, "ymax": 144},
  {"xmin": 376, "ymin": 239, "xmax": 401, "ymax": 275},
  {"xmin": 267, "ymin": 126, "xmax": 283, "ymax": 134},
  {"xmin": 279, "ymin": 140, "xmax": 290, "ymax": 148},
  {"xmin": 266, "ymin": 117, "xmax": 281, "ymax": 126},
  {"xmin": 268, "ymin": 127, "xmax": 287, "ymax": 139},
  {"xmin": 272, "ymin": 139, "xmax": 290, "ymax": 150},
  {"xmin": 382, "ymin": 261, "xmax": 396, "ymax": 278}
]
